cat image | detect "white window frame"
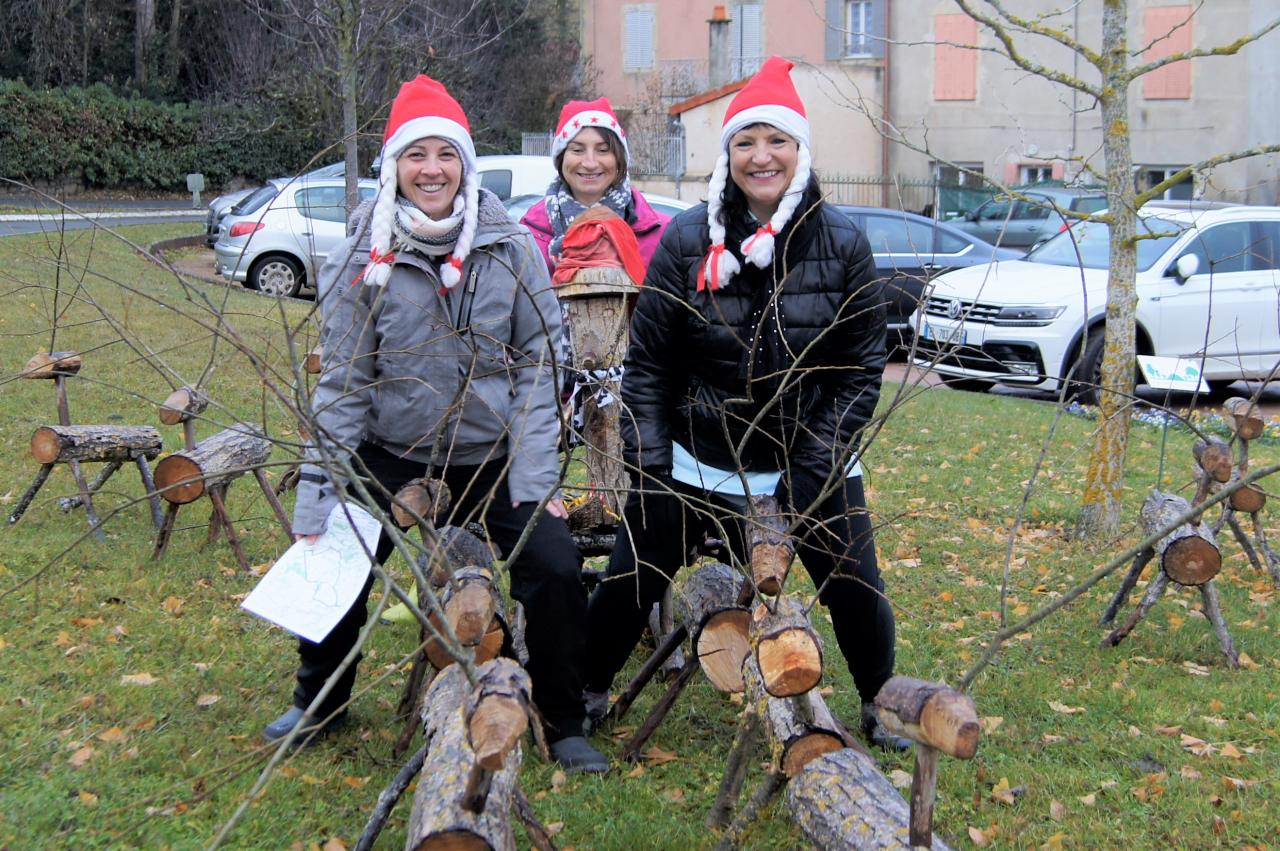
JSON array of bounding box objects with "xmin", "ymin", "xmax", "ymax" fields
[
  {"xmin": 1019, "ymin": 164, "xmax": 1053, "ymax": 184},
  {"xmin": 933, "ymin": 161, "xmax": 984, "ymax": 186},
  {"xmin": 623, "ymin": 4, "xmax": 656, "ymax": 73},
  {"xmin": 1136, "ymin": 164, "xmax": 1194, "ymax": 200},
  {"xmin": 845, "ymin": 0, "xmax": 872, "ymax": 57}
]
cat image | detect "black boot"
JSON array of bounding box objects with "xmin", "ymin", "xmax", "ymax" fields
[
  {"xmin": 582, "ymin": 690, "xmax": 610, "ymax": 734},
  {"xmin": 860, "ymin": 702, "xmax": 912, "ymax": 752},
  {"xmin": 262, "ymin": 706, "xmax": 348, "ymax": 746},
  {"xmin": 549, "ymin": 735, "xmax": 609, "ymax": 774}
]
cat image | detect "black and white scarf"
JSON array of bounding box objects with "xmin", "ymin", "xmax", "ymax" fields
[{"xmin": 543, "ymin": 175, "xmax": 635, "ymax": 258}]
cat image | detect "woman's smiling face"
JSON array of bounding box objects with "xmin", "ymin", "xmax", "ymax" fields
[
  {"xmin": 560, "ymin": 128, "xmax": 621, "ymax": 205},
  {"xmin": 396, "ymin": 137, "xmax": 462, "ymax": 219},
  {"xmin": 727, "ymin": 124, "xmax": 798, "ymax": 221}
]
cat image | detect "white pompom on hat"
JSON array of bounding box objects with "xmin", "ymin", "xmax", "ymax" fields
[
  {"xmin": 550, "ymin": 97, "xmax": 630, "ymax": 163},
  {"xmin": 362, "ymin": 74, "xmax": 478, "ymax": 289},
  {"xmin": 700, "ymin": 56, "xmax": 812, "ymax": 292}
]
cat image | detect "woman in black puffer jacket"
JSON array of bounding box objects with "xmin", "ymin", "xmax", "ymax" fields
[{"xmin": 584, "ymin": 56, "xmax": 908, "ymax": 750}]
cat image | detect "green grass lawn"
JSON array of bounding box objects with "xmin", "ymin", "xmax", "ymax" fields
[{"xmin": 1, "ymin": 224, "xmax": 1277, "ymax": 849}]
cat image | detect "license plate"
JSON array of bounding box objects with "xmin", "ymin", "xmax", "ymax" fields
[{"xmin": 922, "ymin": 321, "xmax": 967, "ymax": 347}]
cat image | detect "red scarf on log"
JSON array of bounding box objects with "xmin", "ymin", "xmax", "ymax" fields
[{"xmin": 551, "ymin": 206, "xmax": 647, "ymax": 287}]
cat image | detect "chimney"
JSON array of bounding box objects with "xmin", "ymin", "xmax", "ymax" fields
[{"xmin": 708, "ymin": 5, "xmax": 732, "ymax": 88}]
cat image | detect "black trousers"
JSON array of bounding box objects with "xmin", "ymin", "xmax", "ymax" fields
[
  {"xmin": 584, "ymin": 475, "xmax": 895, "ymax": 703},
  {"xmin": 293, "ymin": 443, "xmax": 587, "ymax": 741}
]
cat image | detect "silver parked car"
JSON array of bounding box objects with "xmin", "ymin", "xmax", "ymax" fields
[
  {"xmin": 214, "ymin": 176, "xmax": 376, "ymax": 297},
  {"xmin": 951, "ymin": 186, "xmax": 1108, "ymax": 249},
  {"xmin": 204, "ymin": 161, "xmax": 346, "ymax": 246}
]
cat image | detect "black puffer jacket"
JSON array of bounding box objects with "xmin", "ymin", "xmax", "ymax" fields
[{"xmin": 621, "ymin": 190, "xmax": 886, "ymax": 486}]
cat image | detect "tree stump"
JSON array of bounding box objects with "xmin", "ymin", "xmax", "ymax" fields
[{"xmin": 405, "ymin": 663, "xmax": 521, "ymax": 851}]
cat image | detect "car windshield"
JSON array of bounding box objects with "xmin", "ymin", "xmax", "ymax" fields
[
  {"xmin": 231, "ymin": 185, "xmax": 279, "ymax": 216},
  {"xmin": 1025, "ymin": 216, "xmax": 1188, "ymax": 272}
]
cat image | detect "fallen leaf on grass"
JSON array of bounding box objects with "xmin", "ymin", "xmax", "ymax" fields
[
  {"xmin": 343, "ymin": 776, "xmax": 369, "ymax": 789},
  {"xmin": 990, "ymin": 777, "xmax": 1023, "ymax": 805},
  {"xmin": 1236, "ymin": 652, "xmax": 1261, "ymax": 670},
  {"xmin": 968, "ymin": 826, "xmax": 996, "ymax": 846},
  {"xmin": 54, "ymin": 631, "xmax": 73, "ymax": 648},
  {"xmin": 1127, "ymin": 725, "xmax": 1142, "ymax": 737},
  {"xmin": 981, "ymin": 716, "xmax": 1004, "ymax": 733},
  {"xmin": 1040, "ymin": 832, "xmax": 1067, "ymax": 851},
  {"xmin": 71, "ymin": 616, "xmax": 103, "ymax": 627},
  {"xmin": 1219, "ymin": 743, "xmax": 1244, "ymax": 760},
  {"xmin": 322, "ymin": 839, "xmax": 346, "ymax": 851},
  {"xmin": 1180, "ymin": 766, "xmax": 1202, "ymax": 779},
  {"xmin": 550, "ymin": 769, "xmax": 566, "ymax": 792},
  {"xmin": 1181, "ymin": 734, "xmax": 1216, "ymax": 757},
  {"xmin": 1221, "ymin": 775, "xmax": 1260, "ymax": 791},
  {"xmin": 888, "ymin": 769, "xmax": 912, "ymax": 789},
  {"xmin": 196, "ymin": 694, "xmax": 220, "ymax": 707},
  {"xmin": 279, "ymin": 766, "xmax": 298, "ymax": 778},
  {"xmin": 1152, "ymin": 724, "xmax": 1183, "ymax": 736},
  {"xmin": 1200, "ymin": 715, "xmax": 1228, "ymax": 728},
  {"xmin": 662, "ymin": 788, "xmax": 685, "ymax": 803},
  {"xmin": 545, "ymin": 822, "xmax": 565, "ymax": 836},
  {"xmin": 78, "ymin": 790, "xmax": 98, "ymax": 805},
  {"xmin": 1213, "ymin": 814, "xmax": 1227, "ymax": 834},
  {"xmin": 640, "ymin": 746, "xmax": 679, "ymax": 765},
  {"xmin": 1182, "ymin": 661, "xmax": 1211, "ymax": 676},
  {"xmin": 1049, "ymin": 800, "xmax": 1066, "ymax": 820},
  {"xmin": 121, "ymin": 672, "xmax": 157, "ymax": 686},
  {"xmin": 301, "ymin": 774, "xmax": 326, "ymax": 786},
  {"xmin": 1042, "ymin": 733, "xmax": 1065, "ymax": 744},
  {"xmin": 1078, "ymin": 793, "xmax": 1096, "ymax": 806},
  {"xmin": 1047, "ymin": 701, "xmax": 1084, "ymax": 715},
  {"xmin": 97, "ymin": 726, "xmax": 127, "ymax": 744},
  {"xmin": 162, "ymin": 596, "xmax": 185, "ymax": 617},
  {"xmin": 68, "ymin": 746, "xmax": 95, "ymax": 767},
  {"xmin": 625, "ymin": 764, "xmax": 645, "ymax": 779}
]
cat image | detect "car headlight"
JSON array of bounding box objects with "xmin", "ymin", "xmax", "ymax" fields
[{"xmin": 994, "ymin": 305, "xmax": 1066, "ymax": 326}]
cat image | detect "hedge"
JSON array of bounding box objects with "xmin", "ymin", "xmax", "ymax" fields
[{"xmin": 0, "ymin": 80, "xmax": 328, "ymax": 192}]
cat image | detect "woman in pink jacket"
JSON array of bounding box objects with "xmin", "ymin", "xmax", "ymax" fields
[{"xmin": 520, "ymin": 97, "xmax": 669, "ymax": 274}]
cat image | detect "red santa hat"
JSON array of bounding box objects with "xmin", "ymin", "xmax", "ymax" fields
[
  {"xmin": 700, "ymin": 56, "xmax": 813, "ymax": 292},
  {"xmin": 550, "ymin": 97, "xmax": 630, "ymax": 163},
  {"xmin": 363, "ymin": 75, "xmax": 479, "ymax": 289}
]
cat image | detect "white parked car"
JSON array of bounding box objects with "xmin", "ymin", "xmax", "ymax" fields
[
  {"xmin": 474, "ymin": 154, "xmax": 557, "ymax": 200},
  {"xmin": 912, "ymin": 205, "xmax": 1280, "ymax": 403},
  {"xmin": 214, "ymin": 176, "xmax": 376, "ymax": 297}
]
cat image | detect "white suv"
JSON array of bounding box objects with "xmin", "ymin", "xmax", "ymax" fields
[{"xmin": 912, "ymin": 206, "xmax": 1280, "ymax": 403}]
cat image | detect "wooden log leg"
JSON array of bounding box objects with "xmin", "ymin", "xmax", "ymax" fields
[
  {"xmin": 58, "ymin": 461, "xmax": 122, "ymax": 512},
  {"xmin": 910, "ymin": 745, "xmax": 940, "ymax": 848},
  {"xmin": 1248, "ymin": 513, "xmax": 1280, "ymax": 586},
  {"xmin": 207, "ymin": 486, "xmax": 250, "ymax": 572},
  {"xmin": 657, "ymin": 585, "xmax": 686, "ymax": 681},
  {"xmin": 606, "ymin": 624, "xmax": 689, "ymax": 726},
  {"xmin": 7, "ymin": 463, "xmax": 54, "ymax": 525},
  {"xmin": 1102, "ymin": 571, "xmax": 1169, "ymax": 648},
  {"xmin": 353, "ymin": 741, "xmax": 430, "ymax": 851},
  {"xmin": 134, "ymin": 456, "xmax": 165, "ymax": 529},
  {"xmin": 152, "ymin": 503, "xmax": 180, "ymax": 561},
  {"xmin": 706, "ymin": 709, "xmax": 762, "ymax": 830},
  {"xmin": 512, "ymin": 784, "xmax": 559, "ymax": 851},
  {"xmin": 1226, "ymin": 514, "xmax": 1263, "ymax": 572},
  {"xmin": 1199, "ymin": 581, "xmax": 1241, "ymax": 668},
  {"xmin": 1210, "ymin": 506, "xmax": 1231, "ymax": 536},
  {"xmin": 394, "ymin": 651, "xmax": 437, "ymax": 759},
  {"xmin": 254, "ymin": 468, "xmax": 294, "ymax": 541},
  {"xmin": 68, "ymin": 459, "xmax": 105, "ymax": 541},
  {"xmin": 275, "ymin": 466, "xmax": 300, "ymax": 496},
  {"xmin": 620, "ymin": 658, "xmax": 701, "ymax": 762},
  {"xmin": 1100, "ymin": 547, "xmax": 1154, "ymax": 626},
  {"xmin": 714, "ymin": 770, "xmax": 787, "ymax": 851}
]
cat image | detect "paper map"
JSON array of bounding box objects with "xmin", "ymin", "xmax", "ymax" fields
[{"xmin": 241, "ymin": 503, "xmax": 382, "ymax": 642}]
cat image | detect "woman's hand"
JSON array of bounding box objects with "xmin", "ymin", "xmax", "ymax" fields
[
  {"xmin": 294, "ymin": 533, "xmax": 321, "ymax": 546},
  {"xmin": 514, "ymin": 498, "xmax": 569, "ymax": 520}
]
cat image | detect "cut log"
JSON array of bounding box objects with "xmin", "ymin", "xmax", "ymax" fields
[
  {"xmin": 1192, "ymin": 436, "xmax": 1233, "ymax": 483},
  {"xmin": 752, "ymin": 596, "xmax": 824, "ymax": 698},
  {"xmin": 1223, "ymin": 397, "xmax": 1264, "ymax": 440},
  {"xmin": 30, "ymin": 425, "xmax": 162, "ymax": 465},
  {"xmin": 742, "ymin": 655, "xmax": 852, "ymax": 777},
  {"xmin": 874, "ymin": 677, "xmax": 979, "ymax": 760},
  {"xmin": 304, "ymin": 346, "xmax": 323, "ymax": 375},
  {"xmin": 158, "ymin": 386, "xmax": 208, "ymax": 425},
  {"xmin": 677, "ymin": 562, "xmax": 753, "ymax": 693},
  {"xmin": 23, "ymin": 351, "xmax": 82, "ymax": 378},
  {"xmin": 152, "ymin": 424, "xmax": 271, "ymax": 504},
  {"xmin": 417, "ymin": 526, "xmax": 500, "ymax": 588},
  {"xmin": 788, "ymin": 748, "xmax": 953, "ymax": 850},
  {"xmin": 1226, "ymin": 474, "xmax": 1267, "ymax": 514},
  {"xmin": 424, "ymin": 566, "xmax": 508, "ymax": 670},
  {"xmin": 406, "ymin": 664, "xmax": 518, "ymax": 851},
  {"xmin": 1141, "ymin": 490, "xmax": 1221, "ymax": 586},
  {"xmin": 392, "ymin": 477, "xmax": 452, "ymax": 529},
  {"xmin": 747, "ymin": 494, "xmax": 795, "ymax": 596}
]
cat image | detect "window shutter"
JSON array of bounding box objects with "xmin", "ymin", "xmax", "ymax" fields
[
  {"xmin": 867, "ymin": 0, "xmax": 885, "ymax": 59},
  {"xmin": 824, "ymin": 0, "xmax": 843, "ymax": 60},
  {"xmin": 729, "ymin": 3, "xmax": 763, "ymax": 77},
  {"xmin": 624, "ymin": 7, "xmax": 655, "ymax": 73}
]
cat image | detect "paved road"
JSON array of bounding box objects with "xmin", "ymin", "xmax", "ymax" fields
[
  {"xmin": 885, "ymin": 358, "xmax": 1280, "ymax": 418},
  {"xmin": 0, "ymin": 210, "xmax": 203, "ymax": 237}
]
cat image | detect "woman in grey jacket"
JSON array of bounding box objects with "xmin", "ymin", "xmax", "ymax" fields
[{"xmin": 263, "ymin": 75, "xmax": 607, "ymax": 772}]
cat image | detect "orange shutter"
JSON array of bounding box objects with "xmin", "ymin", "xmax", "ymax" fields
[
  {"xmin": 934, "ymin": 14, "xmax": 978, "ymax": 101},
  {"xmin": 1143, "ymin": 6, "xmax": 1193, "ymax": 100}
]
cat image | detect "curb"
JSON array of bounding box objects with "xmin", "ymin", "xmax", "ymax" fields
[
  {"xmin": 0, "ymin": 209, "xmax": 203, "ymax": 222},
  {"xmin": 148, "ymin": 237, "xmax": 225, "ymax": 286}
]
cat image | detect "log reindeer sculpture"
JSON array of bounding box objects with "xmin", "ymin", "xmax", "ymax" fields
[
  {"xmin": 9, "ymin": 352, "xmax": 164, "ymax": 538},
  {"xmin": 1100, "ymin": 490, "xmax": 1238, "ymax": 666},
  {"xmin": 1202, "ymin": 398, "xmax": 1280, "ymax": 587},
  {"xmin": 151, "ymin": 405, "xmax": 288, "ymax": 571}
]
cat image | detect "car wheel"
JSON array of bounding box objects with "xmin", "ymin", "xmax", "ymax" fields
[
  {"xmin": 944, "ymin": 377, "xmax": 993, "ymax": 393},
  {"xmin": 1065, "ymin": 330, "xmax": 1106, "ymax": 405},
  {"xmin": 249, "ymin": 255, "xmax": 304, "ymax": 298}
]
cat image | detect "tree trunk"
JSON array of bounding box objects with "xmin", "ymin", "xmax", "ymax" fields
[
  {"xmin": 134, "ymin": 0, "xmax": 155, "ymax": 86},
  {"xmin": 742, "ymin": 655, "xmax": 852, "ymax": 778},
  {"xmin": 1076, "ymin": 0, "xmax": 1136, "ymax": 541},
  {"xmin": 30, "ymin": 425, "xmax": 162, "ymax": 465},
  {"xmin": 152, "ymin": 424, "xmax": 271, "ymax": 504},
  {"xmin": 405, "ymin": 664, "xmax": 518, "ymax": 851},
  {"xmin": 164, "ymin": 0, "xmax": 183, "ymax": 82},
  {"xmin": 787, "ymin": 749, "xmax": 953, "ymax": 850},
  {"xmin": 339, "ymin": 0, "xmax": 360, "ymax": 213}
]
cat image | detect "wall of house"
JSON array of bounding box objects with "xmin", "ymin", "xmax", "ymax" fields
[{"xmin": 888, "ymin": 0, "xmax": 1277, "ymax": 204}]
